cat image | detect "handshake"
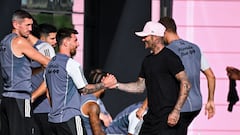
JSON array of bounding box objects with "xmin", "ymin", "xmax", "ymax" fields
[{"xmin": 101, "ymin": 73, "xmax": 118, "ymax": 89}]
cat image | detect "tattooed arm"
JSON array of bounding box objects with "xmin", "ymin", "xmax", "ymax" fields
[
  {"xmin": 174, "ymin": 70, "xmax": 191, "ymax": 112},
  {"xmin": 81, "ymin": 83, "xmax": 105, "ymax": 94},
  {"xmin": 81, "ymin": 73, "xmax": 117, "ymax": 94},
  {"xmin": 168, "ymin": 70, "xmax": 191, "ymax": 127},
  {"xmin": 115, "ymin": 77, "xmax": 145, "ymax": 93}
]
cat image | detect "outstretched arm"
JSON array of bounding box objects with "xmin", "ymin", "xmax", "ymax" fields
[
  {"xmin": 81, "ymin": 74, "xmax": 117, "ymax": 94},
  {"xmin": 115, "ymin": 77, "xmax": 145, "ymax": 93},
  {"xmin": 168, "ymin": 70, "xmax": 191, "ymax": 127},
  {"xmin": 202, "ymin": 68, "xmax": 216, "ymax": 119},
  {"xmin": 13, "ymin": 37, "xmax": 50, "ymax": 67}
]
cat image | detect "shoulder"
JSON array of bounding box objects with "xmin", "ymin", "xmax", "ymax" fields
[
  {"xmin": 84, "ymin": 101, "xmax": 100, "ymax": 114},
  {"xmin": 81, "ymin": 97, "xmax": 99, "ymax": 116},
  {"xmin": 67, "ymin": 58, "xmax": 79, "ymax": 64},
  {"xmin": 13, "ymin": 36, "xmax": 29, "ymax": 46},
  {"xmin": 12, "ymin": 36, "xmax": 32, "ymax": 56},
  {"xmin": 182, "ymin": 39, "xmax": 201, "ymax": 50},
  {"xmin": 67, "ymin": 58, "xmax": 81, "ymax": 67},
  {"xmin": 164, "ymin": 47, "xmax": 179, "ymax": 57}
]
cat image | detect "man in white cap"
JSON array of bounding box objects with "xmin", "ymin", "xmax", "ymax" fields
[{"xmin": 112, "ymin": 21, "xmax": 191, "ymax": 134}]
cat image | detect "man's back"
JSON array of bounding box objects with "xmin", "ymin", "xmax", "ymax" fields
[
  {"xmin": 167, "ymin": 39, "xmax": 202, "ymax": 112},
  {"xmin": 45, "ymin": 54, "xmax": 83, "ymax": 123},
  {"xmin": 106, "ymin": 102, "xmax": 143, "ymax": 135}
]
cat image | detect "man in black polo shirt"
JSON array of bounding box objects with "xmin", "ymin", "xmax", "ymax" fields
[{"xmin": 113, "ymin": 21, "xmax": 191, "ymax": 135}]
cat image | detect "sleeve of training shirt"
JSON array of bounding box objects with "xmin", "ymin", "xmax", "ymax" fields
[
  {"xmin": 37, "ymin": 42, "xmax": 56, "ymax": 58},
  {"xmin": 201, "ymin": 51, "xmax": 210, "ymax": 71},
  {"xmin": 66, "ymin": 58, "xmax": 88, "ymax": 89},
  {"xmin": 128, "ymin": 109, "xmax": 146, "ymax": 134}
]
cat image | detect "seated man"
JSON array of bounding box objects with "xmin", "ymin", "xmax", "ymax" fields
[
  {"xmin": 80, "ymin": 69, "xmax": 147, "ymax": 135},
  {"xmin": 80, "ymin": 69, "xmax": 113, "ymax": 135},
  {"xmin": 105, "ymin": 102, "xmax": 147, "ymax": 135}
]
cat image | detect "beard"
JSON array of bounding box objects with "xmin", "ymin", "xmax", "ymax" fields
[
  {"xmin": 70, "ymin": 49, "xmax": 76, "ymax": 57},
  {"xmin": 21, "ymin": 33, "xmax": 29, "ymax": 38},
  {"xmin": 163, "ymin": 40, "xmax": 169, "ymax": 46},
  {"xmin": 20, "ymin": 30, "xmax": 30, "ymax": 38}
]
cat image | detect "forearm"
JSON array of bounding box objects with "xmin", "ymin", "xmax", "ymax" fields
[
  {"xmin": 174, "ymin": 82, "xmax": 191, "ymax": 111},
  {"xmin": 140, "ymin": 98, "xmax": 148, "ymax": 110},
  {"xmin": 207, "ymin": 76, "xmax": 215, "ymax": 102},
  {"xmin": 136, "ymin": 98, "xmax": 148, "ymax": 119},
  {"xmin": 81, "ymin": 83, "xmax": 105, "ymax": 94},
  {"xmin": 117, "ymin": 78, "xmax": 145, "ymax": 93},
  {"xmin": 174, "ymin": 71, "xmax": 191, "ymax": 111},
  {"xmin": 203, "ymin": 68, "xmax": 216, "ymax": 101},
  {"xmin": 31, "ymin": 81, "xmax": 47, "ymax": 102}
]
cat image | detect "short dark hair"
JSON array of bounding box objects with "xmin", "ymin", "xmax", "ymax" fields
[
  {"xmin": 12, "ymin": 9, "xmax": 33, "ymax": 22},
  {"xmin": 56, "ymin": 28, "xmax": 78, "ymax": 46},
  {"xmin": 31, "ymin": 18, "xmax": 40, "ymax": 38},
  {"xmin": 159, "ymin": 17, "xmax": 177, "ymax": 33},
  {"xmin": 39, "ymin": 23, "xmax": 57, "ymax": 37},
  {"xmin": 88, "ymin": 69, "xmax": 107, "ymax": 84}
]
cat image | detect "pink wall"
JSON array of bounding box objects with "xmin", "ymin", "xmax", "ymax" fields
[
  {"xmin": 72, "ymin": 0, "xmax": 84, "ymax": 65},
  {"xmin": 172, "ymin": 0, "xmax": 240, "ymax": 134},
  {"xmin": 152, "ymin": 0, "xmax": 160, "ymax": 21},
  {"xmin": 73, "ymin": 0, "xmax": 240, "ymax": 134}
]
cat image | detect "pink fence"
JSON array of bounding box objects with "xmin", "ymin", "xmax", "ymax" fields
[
  {"xmin": 173, "ymin": 0, "xmax": 240, "ymax": 134},
  {"xmin": 72, "ymin": 0, "xmax": 240, "ymax": 134}
]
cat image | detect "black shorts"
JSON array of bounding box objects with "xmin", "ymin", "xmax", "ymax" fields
[
  {"xmin": 49, "ymin": 116, "xmax": 87, "ymax": 135},
  {"xmin": 32, "ymin": 113, "xmax": 52, "ymax": 135},
  {"xmin": 177, "ymin": 110, "xmax": 201, "ymax": 135},
  {"xmin": 0, "ymin": 97, "xmax": 33, "ymax": 135},
  {"xmin": 139, "ymin": 111, "xmax": 179, "ymax": 135},
  {"xmin": 139, "ymin": 110, "xmax": 201, "ymax": 135}
]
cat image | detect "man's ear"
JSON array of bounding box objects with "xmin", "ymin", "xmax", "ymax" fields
[
  {"xmin": 62, "ymin": 39, "xmax": 69, "ymax": 47},
  {"xmin": 12, "ymin": 20, "xmax": 19, "ymax": 29}
]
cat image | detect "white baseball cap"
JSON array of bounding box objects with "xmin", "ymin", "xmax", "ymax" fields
[{"xmin": 135, "ymin": 21, "xmax": 166, "ymax": 37}]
